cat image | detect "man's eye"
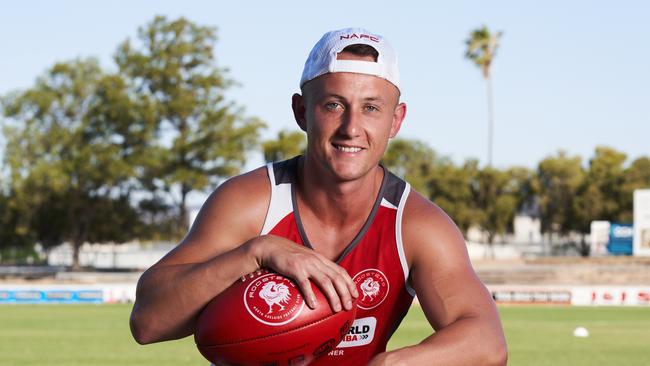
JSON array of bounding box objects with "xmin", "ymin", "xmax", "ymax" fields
[
  {"xmin": 325, "ymin": 102, "xmax": 341, "ymax": 110},
  {"xmin": 364, "ymin": 105, "xmax": 379, "ymax": 112}
]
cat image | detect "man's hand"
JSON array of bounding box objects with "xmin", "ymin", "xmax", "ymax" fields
[{"xmin": 249, "ymin": 235, "xmax": 359, "ymax": 312}]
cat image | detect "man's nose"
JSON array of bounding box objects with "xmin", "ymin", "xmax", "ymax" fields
[{"xmin": 338, "ymin": 108, "xmax": 362, "ymax": 137}]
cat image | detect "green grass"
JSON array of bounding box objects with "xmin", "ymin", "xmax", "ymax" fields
[
  {"xmin": 0, "ymin": 304, "xmax": 648, "ymax": 365},
  {"xmin": 388, "ymin": 305, "xmax": 650, "ymax": 366},
  {"xmin": 0, "ymin": 305, "xmax": 202, "ymax": 366}
]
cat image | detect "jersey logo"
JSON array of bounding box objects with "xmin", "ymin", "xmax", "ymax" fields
[
  {"xmin": 353, "ymin": 269, "xmax": 389, "ymax": 309},
  {"xmin": 360, "ymin": 278, "xmax": 380, "ymax": 302},
  {"xmin": 244, "ymin": 273, "xmax": 304, "ymax": 326},
  {"xmin": 338, "ymin": 316, "xmax": 377, "ymax": 347}
]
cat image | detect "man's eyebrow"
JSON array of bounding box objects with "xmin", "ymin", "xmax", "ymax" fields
[
  {"xmin": 316, "ymin": 93, "xmax": 388, "ymax": 104},
  {"xmin": 320, "ymin": 93, "xmax": 346, "ymax": 100},
  {"xmin": 361, "ymin": 96, "xmax": 390, "ymax": 105}
]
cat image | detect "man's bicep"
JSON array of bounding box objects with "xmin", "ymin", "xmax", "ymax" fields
[
  {"xmin": 405, "ymin": 195, "xmax": 493, "ymax": 330},
  {"xmin": 156, "ymin": 168, "xmax": 270, "ymax": 267}
]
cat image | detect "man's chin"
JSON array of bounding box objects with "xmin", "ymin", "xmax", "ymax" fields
[{"xmin": 328, "ymin": 164, "xmax": 373, "ymax": 183}]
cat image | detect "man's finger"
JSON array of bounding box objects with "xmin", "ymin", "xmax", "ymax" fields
[
  {"xmin": 331, "ymin": 273, "xmax": 355, "ymax": 310},
  {"xmin": 311, "ymin": 271, "xmax": 343, "ymax": 312},
  {"xmin": 298, "ymin": 277, "xmax": 317, "ymax": 309},
  {"xmin": 336, "ymin": 265, "xmax": 359, "ymax": 299},
  {"xmin": 318, "ymin": 258, "xmax": 359, "ymax": 300},
  {"xmin": 317, "ymin": 264, "xmax": 355, "ymax": 311}
]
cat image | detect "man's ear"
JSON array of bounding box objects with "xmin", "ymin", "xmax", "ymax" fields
[
  {"xmin": 389, "ymin": 102, "xmax": 407, "ymax": 138},
  {"xmin": 292, "ymin": 93, "xmax": 307, "ymax": 132}
]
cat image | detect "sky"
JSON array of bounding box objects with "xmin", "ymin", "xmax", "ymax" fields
[{"xmin": 1, "ymin": 0, "xmax": 648, "ymax": 174}]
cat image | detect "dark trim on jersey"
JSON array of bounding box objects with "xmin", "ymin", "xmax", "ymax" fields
[
  {"xmin": 271, "ymin": 155, "xmax": 406, "ymax": 264},
  {"xmin": 272, "ymin": 156, "xmax": 300, "ymax": 185},
  {"xmin": 382, "ymin": 171, "xmax": 407, "ymax": 207}
]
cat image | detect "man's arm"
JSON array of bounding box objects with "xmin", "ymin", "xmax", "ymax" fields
[
  {"xmin": 369, "ymin": 191, "xmax": 507, "ymax": 366},
  {"xmin": 130, "ymin": 167, "xmax": 357, "ymax": 344}
]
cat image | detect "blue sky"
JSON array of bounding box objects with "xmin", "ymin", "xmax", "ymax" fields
[{"xmin": 1, "ymin": 0, "xmax": 648, "ymax": 171}]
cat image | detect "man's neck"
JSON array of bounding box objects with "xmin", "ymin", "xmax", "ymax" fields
[{"xmin": 295, "ymin": 156, "xmax": 384, "ymax": 228}]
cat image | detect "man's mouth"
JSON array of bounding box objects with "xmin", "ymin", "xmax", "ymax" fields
[{"xmin": 333, "ymin": 144, "xmax": 363, "ymax": 153}]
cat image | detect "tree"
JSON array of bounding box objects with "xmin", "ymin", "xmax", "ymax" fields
[
  {"xmin": 572, "ymin": 180, "xmax": 604, "ymax": 255},
  {"xmin": 621, "ymin": 156, "xmax": 650, "ymax": 222},
  {"xmin": 505, "ymin": 166, "xmax": 538, "ymax": 215},
  {"xmin": 536, "ymin": 151, "xmax": 584, "ymax": 239},
  {"xmin": 473, "ymin": 167, "xmax": 518, "ymax": 246},
  {"xmin": 115, "ymin": 16, "xmax": 264, "ymax": 234},
  {"xmin": 0, "ymin": 184, "xmax": 23, "ymax": 252},
  {"xmin": 382, "ymin": 138, "xmax": 439, "ymax": 197},
  {"xmin": 262, "ymin": 130, "xmax": 306, "ymax": 163},
  {"xmin": 428, "ymin": 159, "xmax": 483, "ymax": 234},
  {"xmin": 569, "ymin": 147, "xmax": 627, "ymax": 255},
  {"xmin": 1, "ymin": 59, "xmax": 153, "ymax": 267},
  {"xmin": 465, "ymin": 25, "xmax": 503, "ymax": 167},
  {"xmin": 586, "ymin": 146, "xmax": 627, "ymax": 221}
]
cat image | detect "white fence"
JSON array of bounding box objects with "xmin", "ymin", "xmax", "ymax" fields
[{"xmin": 47, "ymin": 241, "xmax": 174, "ymax": 269}]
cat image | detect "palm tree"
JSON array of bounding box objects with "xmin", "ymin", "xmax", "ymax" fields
[{"xmin": 465, "ymin": 26, "xmax": 503, "ymax": 167}]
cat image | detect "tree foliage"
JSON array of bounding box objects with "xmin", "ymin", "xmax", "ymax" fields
[
  {"xmin": 1, "ymin": 59, "xmax": 154, "ymax": 266},
  {"xmin": 621, "ymin": 157, "xmax": 650, "ymax": 222},
  {"xmin": 473, "ymin": 167, "xmax": 518, "ymax": 244},
  {"xmin": 536, "ymin": 151, "xmax": 584, "ymax": 236},
  {"xmin": 465, "ymin": 25, "xmax": 503, "ymax": 79},
  {"xmin": 262, "ymin": 130, "xmax": 306, "ymax": 162},
  {"xmin": 429, "ymin": 159, "xmax": 483, "ymax": 233},
  {"xmin": 115, "ymin": 16, "xmax": 264, "ymax": 233},
  {"xmin": 383, "ymin": 138, "xmax": 438, "ymax": 197},
  {"xmin": 587, "ymin": 147, "xmax": 627, "ymax": 220}
]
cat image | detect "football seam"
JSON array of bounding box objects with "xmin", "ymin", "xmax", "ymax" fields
[{"xmin": 196, "ymin": 311, "xmax": 349, "ymax": 347}]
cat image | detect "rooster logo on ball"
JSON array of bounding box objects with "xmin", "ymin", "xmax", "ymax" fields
[
  {"xmin": 244, "ymin": 273, "xmax": 304, "ymax": 326},
  {"xmin": 259, "ymin": 281, "xmax": 291, "ymax": 314}
]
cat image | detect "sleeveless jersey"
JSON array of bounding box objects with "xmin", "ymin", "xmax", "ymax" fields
[{"xmin": 260, "ymin": 156, "xmax": 415, "ymax": 365}]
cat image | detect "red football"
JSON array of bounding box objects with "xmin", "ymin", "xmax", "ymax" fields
[{"xmin": 195, "ymin": 269, "xmax": 357, "ymax": 366}]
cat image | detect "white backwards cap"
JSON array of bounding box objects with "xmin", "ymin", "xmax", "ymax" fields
[{"xmin": 300, "ymin": 27, "xmax": 400, "ymax": 90}]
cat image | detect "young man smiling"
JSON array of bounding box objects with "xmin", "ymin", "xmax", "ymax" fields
[{"xmin": 130, "ymin": 28, "xmax": 507, "ymax": 365}]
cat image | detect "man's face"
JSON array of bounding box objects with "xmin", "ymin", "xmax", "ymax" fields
[{"xmin": 293, "ymin": 53, "xmax": 406, "ymax": 182}]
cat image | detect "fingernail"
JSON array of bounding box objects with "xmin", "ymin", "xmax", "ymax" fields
[
  {"xmin": 334, "ymin": 303, "xmax": 341, "ymax": 312},
  {"xmin": 311, "ymin": 297, "xmax": 317, "ymax": 307},
  {"xmin": 345, "ymin": 300, "xmax": 352, "ymax": 309}
]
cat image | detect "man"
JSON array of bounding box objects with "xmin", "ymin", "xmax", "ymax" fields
[{"xmin": 130, "ymin": 28, "xmax": 507, "ymax": 365}]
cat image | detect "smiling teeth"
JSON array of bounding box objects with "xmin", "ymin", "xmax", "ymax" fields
[{"xmin": 337, "ymin": 146, "xmax": 362, "ymax": 153}]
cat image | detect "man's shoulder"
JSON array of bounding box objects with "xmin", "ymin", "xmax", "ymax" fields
[
  {"xmin": 402, "ymin": 189, "xmax": 464, "ymax": 247},
  {"xmin": 217, "ymin": 165, "xmax": 269, "ymax": 197},
  {"xmin": 400, "ymin": 188, "xmax": 469, "ymax": 274},
  {"xmin": 403, "ymin": 189, "xmax": 446, "ymax": 223},
  {"xmin": 200, "ymin": 165, "xmax": 271, "ymax": 227}
]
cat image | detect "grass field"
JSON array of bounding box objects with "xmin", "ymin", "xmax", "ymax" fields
[{"xmin": 0, "ymin": 304, "xmax": 648, "ymax": 365}]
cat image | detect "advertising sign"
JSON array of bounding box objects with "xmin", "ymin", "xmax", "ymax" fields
[
  {"xmin": 634, "ymin": 189, "xmax": 650, "ymax": 256},
  {"xmin": 488, "ymin": 285, "xmax": 650, "ymax": 307},
  {"xmin": 0, "ymin": 284, "xmax": 135, "ymax": 304},
  {"xmin": 590, "ymin": 221, "xmax": 610, "ymax": 256},
  {"xmin": 608, "ymin": 223, "xmax": 633, "ymax": 255}
]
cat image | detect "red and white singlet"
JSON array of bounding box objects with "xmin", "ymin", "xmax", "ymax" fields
[{"xmin": 260, "ymin": 157, "xmax": 415, "ymax": 365}]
